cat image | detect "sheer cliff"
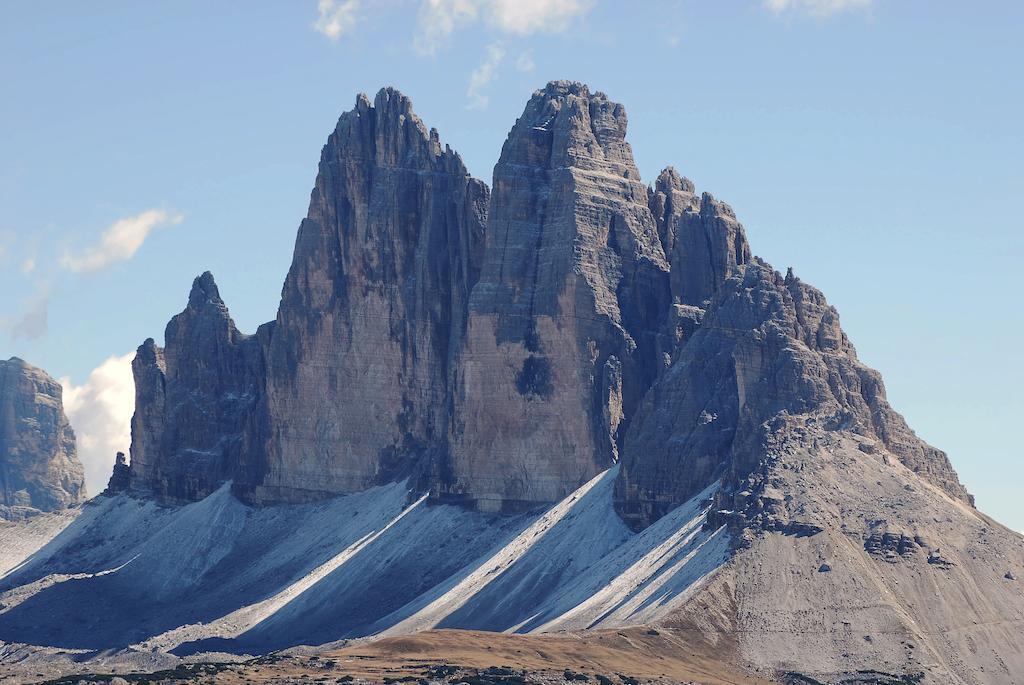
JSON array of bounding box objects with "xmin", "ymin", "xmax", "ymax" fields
[
  {"xmin": 440, "ymin": 81, "xmax": 671, "ymax": 511},
  {"xmin": 0, "ymin": 358, "xmax": 85, "ymax": 519}
]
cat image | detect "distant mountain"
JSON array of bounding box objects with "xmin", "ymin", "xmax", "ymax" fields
[
  {"xmin": 0, "ymin": 357, "xmax": 85, "ymax": 520},
  {"xmin": 0, "ymin": 83, "xmax": 1021, "ymax": 685}
]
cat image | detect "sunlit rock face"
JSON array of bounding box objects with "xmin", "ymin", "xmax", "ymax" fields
[
  {"xmin": 0, "ymin": 357, "xmax": 85, "ymax": 519},
  {"xmin": 440, "ymin": 81, "xmax": 671, "ymax": 512}
]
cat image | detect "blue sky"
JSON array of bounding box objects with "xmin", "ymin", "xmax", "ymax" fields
[{"xmin": 1, "ymin": 1, "xmax": 1021, "ymax": 530}]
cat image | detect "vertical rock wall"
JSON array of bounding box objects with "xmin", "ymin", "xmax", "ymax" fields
[
  {"xmin": 0, "ymin": 357, "xmax": 85, "ymax": 518},
  {"xmin": 248, "ymin": 88, "xmax": 489, "ymax": 502},
  {"xmin": 440, "ymin": 82, "xmax": 671, "ymax": 512}
]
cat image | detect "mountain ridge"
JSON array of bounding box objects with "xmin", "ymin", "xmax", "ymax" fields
[
  {"xmin": 2, "ymin": 81, "xmax": 1020, "ymax": 685},
  {"xmin": 122, "ymin": 80, "xmax": 972, "ymax": 522}
]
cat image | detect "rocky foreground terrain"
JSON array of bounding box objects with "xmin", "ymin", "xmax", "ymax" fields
[{"xmin": 1, "ymin": 82, "xmax": 1022, "ymax": 685}]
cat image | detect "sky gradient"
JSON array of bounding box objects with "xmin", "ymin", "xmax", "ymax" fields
[{"xmin": 1, "ymin": 1, "xmax": 1021, "ymax": 530}]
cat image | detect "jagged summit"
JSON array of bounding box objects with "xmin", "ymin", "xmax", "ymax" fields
[
  {"xmin": 337, "ymin": 87, "xmax": 470, "ymax": 177},
  {"xmin": 185, "ymin": 270, "xmax": 223, "ymax": 308}
]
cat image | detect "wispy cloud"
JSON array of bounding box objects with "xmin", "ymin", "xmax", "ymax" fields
[
  {"xmin": 467, "ymin": 43, "xmax": 506, "ymax": 109},
  {"xmin": 0, "ymin": 234, "xmax": 9, "ymax": 266},
  {"xmin": 61, "ymin": 352, "xmax": 135, "ymax": 497},
  {"xmin": 3, "ymin": 288, "xmax": 50, "ymax": 341},
  {"xmin": 313, "ymin": 0, "xmax": 360, "ymax": 40},
  {"xmin": 763, "ymin": 0, "xmax": 872, "ymax": 17},
  {"xmin": 415, "ymin": 0, "xmax": 593, "ymax": 54},
  {"xmin": 60, "ymin": 209, "xmax": 183, "ymax": 274},
  {"xmin": 21, "ymin": 256, "xmax": 36, "ymax": 275},
  {"xmin": 487, "ymin": 0, "xmax": 592, "ymax": 34},
  {"xmin": 414, "ymin": 0, "xmax": 479, "ymax": 54},
  {"xmin": 515, "ymin": 49, "xmax": 535, "ymax": 72}
]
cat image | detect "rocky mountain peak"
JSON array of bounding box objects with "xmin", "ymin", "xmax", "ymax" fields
[
  {"xmin": 129, "ymin": 272, "xmax": 263, "ymax": 502},
  {"xmin": 122, "ymin": 81, "xmax": 971, "ymax": 522},
  {"xmin": 615, "ymin": 260, "xmax": 971, "ymax": 529},
  {"xmin": 443, "ymin": 82, "xmax": 671, "ymax": 511},
  {"xmin": 503, "ymin": 81, "xmax": 634, "ymax": 177},
  {"xmin": 668, "ymin": 189, "xmax": 752, "ymax": 308},
  {"xmin": 649, "ymin": 166, "xmax": 699, "ymax": 256},
  {"xmin": 248, "ymin": 87, "xmax": 489, "ymax": 504},
  {"xmin": 332, "ymin": 87, "xmax": 463, "ymax": 175},
  {"xmin": 0, "ymin": 357, "xmax": 85, "ymax": 519},
  {"xmin": 185, "ymin": 270, "xmax": 226, "ymax": 310}
]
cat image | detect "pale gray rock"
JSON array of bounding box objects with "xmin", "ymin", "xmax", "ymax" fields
[
  {"xmin": 440, "ymin": 81, "xmax": 671, "ymax": 512},
  {"xmin": 0, "ymin": 358, "xmax": 85, "ymax": 519}
]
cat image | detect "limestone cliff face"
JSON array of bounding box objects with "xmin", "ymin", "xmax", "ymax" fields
[
  {"xmin": 123, "ymin": 80, "xmax": 972, "ymax": 523},
  {"xmin": 439, "ymin": 82, "xmax": 671, "ymax": 512},
  {"xmin": 252, "ymin": 88, "xmax": 488, "ymax": 502},
  {"xmin": 0, "ymin": 358, "xmax": 85, "ymax": 519},
  {"xmin": 614, "ymin": 263, "xmax": 972, "ymax": 529},
  {"xmin": 129, "ymin": 273, "xmax": 264, "ymax": 502}
]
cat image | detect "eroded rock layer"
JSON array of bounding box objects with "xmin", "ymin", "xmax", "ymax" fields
[{"xmin": 440, "ymin": 81, "xmax": 671, "ymax": 512}]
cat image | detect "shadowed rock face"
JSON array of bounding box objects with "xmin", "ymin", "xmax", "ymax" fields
[
  {"xmin": 614, "ymin": 263, "xmax": 972, "ymax": 529},
  {"xmin": 128, "ymin": 88, "xmax": 488, "ymax": 504},
  {"xmin": 0, "ymin": 358, "xmax": 85, "ymax": 519},
  {"xmin": 129, "ymin": 273, "xmax": 264, "ymax": 502},
  {"xmin": 124, "ymin": 80, "xmax": 972, "ymax": 521}
]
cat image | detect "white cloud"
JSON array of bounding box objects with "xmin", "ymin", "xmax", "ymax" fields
[
  {"xmin": 763, "ymin": 0, "xmax": 872, "ymax": 17},
  {"xmin": 415, "ymin": 0, "xmax": 593, "ymax": 54},
  {"xmin": 61, "ymin": 352, "xmax": 135, "ymax": 497},
  {"xmin": 487, "ymin": 0, "xmax": 592, "ymax": 34},
  {"xmin": 515, "ymin": 49, "xmax": 535, "ymax": 72},
  {"xmin": 313, "ymin": 0, "xmax": 360, "ymax": 40},
  {"xmin": 467, "ymin": 43, "xmax": 505, "ymax": 109},
  {"xmin": 21, "ymin": 256, "xmax": 35, "ymax": 275},
  {"xmin": 60, "ymin": 209, "xmax": 183, "ymax": 274},
  {"xmin": 414, "ymin": 0, "xmax": 479, "ymax": 54}
]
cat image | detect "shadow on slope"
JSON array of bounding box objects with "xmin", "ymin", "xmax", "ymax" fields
[
  {"xmin": 0, "ymin": 483, "xmax": 414, "ymax": 650},
  {"xmin": 0, "ymin": 471, "xmax": 732, "ymax": 655}
]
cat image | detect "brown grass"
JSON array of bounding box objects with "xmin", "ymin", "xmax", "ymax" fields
[{"xmin": 224, "ymin": 627, "xmax": 776, "ymax": 684}]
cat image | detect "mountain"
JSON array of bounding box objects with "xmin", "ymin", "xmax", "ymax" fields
[
  {"xmin": 0, "ymin": 83, "xmax": 1021, "ymax": 685},
  {"xmin": 0, "ymin": 357, "xmax": 86, "ymax": 520}
]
